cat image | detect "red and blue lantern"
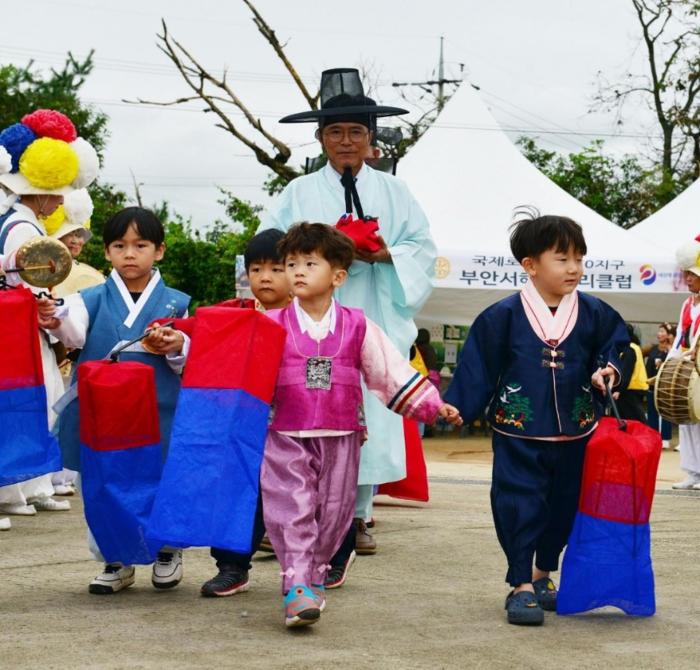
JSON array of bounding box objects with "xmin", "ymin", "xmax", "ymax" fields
[
  {"xmin": 79, "ymin": 360, "xmax": 162, "ymax": 565},
  {"xmin": 558, "ymin": 417, "xmax": 662, "ymax": 616},
  {"xmin": 0, "ymin": 287, "xmax": 61, "ymax": 485},
  {"xmin": 147, "ymin": 306, "xmax": 285, "ymax": 554}
]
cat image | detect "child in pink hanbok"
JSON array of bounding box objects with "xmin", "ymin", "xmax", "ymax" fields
[{"xmin": 262, "ymin": 222, "xmax": 462, "ymax": 628}]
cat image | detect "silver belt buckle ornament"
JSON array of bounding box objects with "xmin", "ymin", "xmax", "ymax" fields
[{"xmin": 306, "ymin": 357, "xmax": 332, "ymax": 390}]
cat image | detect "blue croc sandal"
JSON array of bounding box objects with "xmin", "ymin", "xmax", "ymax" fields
[
  {"xmin": 532, "ymin": 577, "xmax": 557, "ymax": 612},
  {"xmin": 505, "ymin": 590, "xmax": 544, "ymax": 626}
]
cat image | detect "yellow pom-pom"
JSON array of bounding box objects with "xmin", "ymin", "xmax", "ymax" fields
[
  {"xmin": 19, "ymin": 137, "xmax": 79, "ymax": 189},
  {"xmin": 42, "ymin": 205, "xmax": 66, "ymax": 235},
  {"xmin": 84, "ymin": 218, "xmax": 92, "ymax": 231}
]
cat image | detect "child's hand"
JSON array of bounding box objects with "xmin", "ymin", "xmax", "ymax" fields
[
  {"xmin": 439, "ymin": 403, "xmax": 463, "ymax": 426},
  {"xmin": 591, "ymin": 365, "xmax": 616, "ymax": 392},
  {"xmin": 36, "ymin": 296, "xmax": 60, "ymax": 330},
  {"xmin": 142, "ymin": 324, "xmax": 185, "ymax": 355}
]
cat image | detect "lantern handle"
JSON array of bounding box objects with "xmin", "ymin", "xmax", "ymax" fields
[
  {"xmin": 109, "ymin": 320, "xmax": 175, "ymax": 362},
  {"xmin": 605, "ymin": 379, "xmax": 627, "ymax": 432}
]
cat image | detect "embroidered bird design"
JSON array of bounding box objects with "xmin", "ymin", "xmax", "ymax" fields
[{"xmin": 499, "ymin": 384, "xmax": 522, "ymax": 404}]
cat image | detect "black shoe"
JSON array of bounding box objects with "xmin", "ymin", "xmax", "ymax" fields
[
  {"xmin": 505, "ymin": 590, "xmax": 544, "ymax": 626},
  {"xmin": 200, "ymin": 566, "xmax": 250, "ymax": 597},
  {"xmin": 532, "ymin": 577, "xmax": 557, "ymax": 611},
  {"xmin": 325, "ymin": 550, "xmax": 356, "ymax": 589}
]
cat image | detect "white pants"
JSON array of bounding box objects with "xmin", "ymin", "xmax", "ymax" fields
[
  {"xmin": 355, "ymin": 484, "xmax": 374, "ymax": 521},
  {"xmin": 679, "ymin": 424, "xmax": 700, "ymax": 476},
  {"xmin": 0, "ymin": 475, "xmax": 54, "ymax": 506},
  {"xmin": 51, "ymin": 468, "xmax": 78, "ymax": 487}
]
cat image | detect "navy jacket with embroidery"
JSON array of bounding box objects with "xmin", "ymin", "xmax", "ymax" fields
[{"xmin": 444, "ymin": 292, "xmax": 628, "ymax": 440}]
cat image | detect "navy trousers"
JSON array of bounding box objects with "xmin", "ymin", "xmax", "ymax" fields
[
  {"xmin": 210, "ymin": 491, "xmax": 266, "ymax": 571},
  {"xmin": 491, "ymin": 432, "xmax": 588, "ymax": 587}
]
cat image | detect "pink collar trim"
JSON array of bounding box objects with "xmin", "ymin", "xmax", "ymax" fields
[{"xmin": 520, "ymin": 279, "xmax": 578, "ymax": 346}]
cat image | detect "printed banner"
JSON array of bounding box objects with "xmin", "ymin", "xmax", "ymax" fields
[{"xmin": 433, "ymin": 250, "xmax": 685, "ymax": 293}]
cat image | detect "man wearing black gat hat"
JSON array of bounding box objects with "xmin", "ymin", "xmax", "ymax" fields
[{"xmin": 257, "ymin": 67, "xmax": 437, "ymax": 578}]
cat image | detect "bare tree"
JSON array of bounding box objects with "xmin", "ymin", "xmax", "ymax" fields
[
  {"xmin": 128, "ymin": 0, "xmax": 454, "ymax": 186},
  {"xmin": 594, "ymin": 0, "xmax": 700, "ymax": 181},
  {"xmin": 126, "ymin": 3, "xmax": 317, "ymax": 183}
]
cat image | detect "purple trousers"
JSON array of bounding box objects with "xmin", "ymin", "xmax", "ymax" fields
[{"xmin": 261, "ymin": 432, "xmax": 363, "ymax": 591}]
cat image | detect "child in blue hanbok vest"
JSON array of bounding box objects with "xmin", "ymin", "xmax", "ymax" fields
[
  {"xmin": 445, "ymin": 213, "xmax": 628, "ymax": 626},
  {"xmin": 42, "ymin": 207, "xmax": 190, "ymax": 595}
]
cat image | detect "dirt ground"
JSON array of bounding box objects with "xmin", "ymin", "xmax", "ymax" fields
[{"xmin": 2, "ymin": 433, "xmax": 700, "ymax": 670}]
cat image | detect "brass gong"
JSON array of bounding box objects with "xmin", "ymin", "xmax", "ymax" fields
[{"xmin": 15, "ymin": 237, "xmax": 72, "ymax": 288}]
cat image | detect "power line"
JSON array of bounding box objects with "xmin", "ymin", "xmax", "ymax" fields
[{"xmin": 1, "ymin": 44, "xmax": 660, "ymax": 142}]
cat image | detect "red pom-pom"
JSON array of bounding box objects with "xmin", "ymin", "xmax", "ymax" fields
[{"xmin": 21, "ymin": 110, "xmax": 77, "ymax": 143}]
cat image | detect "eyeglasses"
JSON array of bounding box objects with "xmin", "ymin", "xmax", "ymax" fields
[{"xmin": 322, "ymin": 127, "xmax": 369, "ymax": 144}]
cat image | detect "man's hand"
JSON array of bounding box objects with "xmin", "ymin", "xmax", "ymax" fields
[
  {"xmin": 142, "ymin": 324, "xmax": 185, "ymax": 355},
  {"xmin": 354, "ymin": 235, "xmax": 392, "ymax": 264},
  {"xmin": 438, "ymin": 403, "xmax": 463, "ymax": 426},
  {"xmin": 591, "ymin": 365, "xmax": 616, "ymax": 392}
]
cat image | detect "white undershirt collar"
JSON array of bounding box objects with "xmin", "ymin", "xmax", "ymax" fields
[{"xmin": 293, "ymin": 296, "xmax": 337, "ymax": 341}]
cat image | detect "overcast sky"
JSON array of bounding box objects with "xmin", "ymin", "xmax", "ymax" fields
[{"xmin": 3, "ymin": 0, "xmax": 659, "ymax": 229}]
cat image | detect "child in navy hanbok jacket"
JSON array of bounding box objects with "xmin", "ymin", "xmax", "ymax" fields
[{"xmin": 445, "ymin": 213, "xmax": 628, "ymax": 626}]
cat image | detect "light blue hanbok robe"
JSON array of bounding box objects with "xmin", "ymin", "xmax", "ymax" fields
[{"xmin": 258, "ymin": 162, "xmax": 436, "ymax": 484}]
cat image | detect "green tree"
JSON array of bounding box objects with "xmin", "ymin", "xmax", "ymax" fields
[
  {"xmin": 158, "ymin": 191, "xmax": 261, "ymax": 307},
  {"xmin": 594, "ymin": 0, "xmax": 700, "ymax": 185},
  {"xmin": 1, "ymin": 52, "xmax": 262, "ymax": 305},
  {"xmin": 517, "ymin": 137, "xmax": 667, "ymax": 227}
]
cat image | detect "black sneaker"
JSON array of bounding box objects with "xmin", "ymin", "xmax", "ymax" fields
[
  {"xmin": 325, "ymin": 550, "xmax": 356, "ymax": 589},
  {"xmin": 200, "ymin": 566, "xmax": 250, "ymax": 598}
]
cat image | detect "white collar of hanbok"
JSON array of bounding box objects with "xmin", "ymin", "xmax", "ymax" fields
[
  {"xmin": 110, "ymin": 268, "xmax": 162, "ymax": 328},
  {"xmin": 322, "ymin": 161, "xmax": 369, "ymax": 194},
  {"xmin": 520, "ymin": 278, "xmax": 578, "ymax": 346},
  {"xmin": 293, "ymin": 296, "xmax": 337, "ymax": 340}
]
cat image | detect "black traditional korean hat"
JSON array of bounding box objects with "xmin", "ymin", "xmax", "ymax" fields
[{"xmin": 280, "ymin": 68, "xmax": 408, "ymax": 125}]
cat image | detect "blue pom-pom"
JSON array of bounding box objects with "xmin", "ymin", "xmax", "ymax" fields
[{"xmin": 0, "ymin": 123, "xmax": 37, "ymax": 172}]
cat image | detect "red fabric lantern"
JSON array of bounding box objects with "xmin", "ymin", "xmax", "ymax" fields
[
  {"xmin": 182, "ymin": 306, "xmax": 285, "ymax": 403},
  {"xmin": 0, "ymin": 287, "xmax": 43, "ymax": 390},
  {"xmin": 78, "ymin": 360, "xmax": 160, "ymax": 451},
  {"xmin": 578, "ymin": 417, "xmax": 662, "ymax": 525}
]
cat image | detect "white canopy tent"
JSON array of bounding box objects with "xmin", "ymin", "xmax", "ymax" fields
[
  {"xmin": 627, "ymin": 178, "xmax": 700, "ymax": 252},
  {"xmin": 397, "ymin": 81, "xmax": 684, "ymax": 325}
]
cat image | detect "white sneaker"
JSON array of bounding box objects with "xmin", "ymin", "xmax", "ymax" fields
[
  {"xmin": 0, "ymin": 517, "xmax": 10, "ymax": 531},
  {"xmin": 674, "ymin": 445, "xmax": 681, "ymax": 452},
  {"xmin": 52, "ymin": 484, "xmax": 76, "ymax": 496},
  {"xmin": 89, "ymin": 563, "xmax": 136, "ymax": 594},
  {"xmin": 152, "ymin": 549, "xmax": 183, "ymax": 589},
  {"xmin": 672, "ymin": 477, "xmax": 700, "ymax": 490},
  {"xmin": 0, "ymin": 503, "xmax": 37, "ymax": 516},
  {"xmin": 662, "ymin": 440, "xmax": 671, "ymax": 450},
  {"xmin": 33, "ymin": 497, "xmax": 71, "ymax": 511}
]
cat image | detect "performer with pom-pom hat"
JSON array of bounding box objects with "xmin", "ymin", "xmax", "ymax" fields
[{"xmin": 0, "ymin": 109, "xmax": 99, "ymax": 517}]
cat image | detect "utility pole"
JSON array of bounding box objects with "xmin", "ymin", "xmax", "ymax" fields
[
  {"xmin": 392, "ymin": 36, "xmax": 463, "ymax": 111},
  {"xmin": 437, "ymin": 36, "xmax": 445, "ymax": 112}
]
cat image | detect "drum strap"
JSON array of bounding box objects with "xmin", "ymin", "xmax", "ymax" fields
[{"xmin": 680, "ymin": 298, "xmax": 700, "ymax": 349}]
